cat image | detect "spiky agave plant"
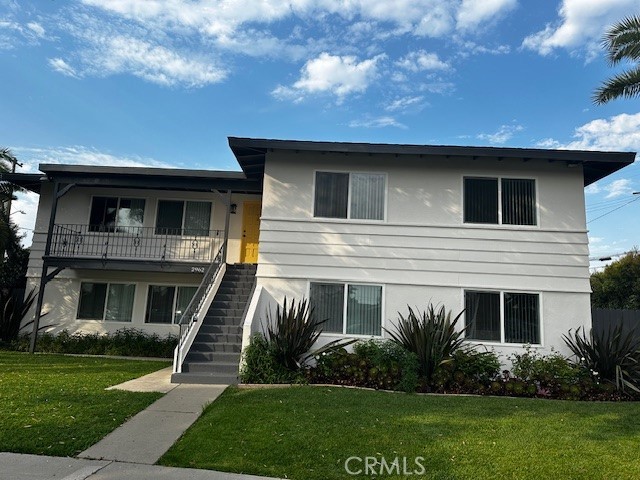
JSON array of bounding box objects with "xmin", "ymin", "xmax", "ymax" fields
[
  {"xmin": 386, "ymin": 303, "xmax": 465, "ymax": 384},
  {"xmin": 563, "ymin": 325, "xmax": 640, "ymax": 393},
  {"xmin": 264, "ymin": 297, "xmax": 326, "ymax": 371}
]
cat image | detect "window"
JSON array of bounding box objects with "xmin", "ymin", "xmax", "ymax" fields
[
  {"xmin": 145, "ymin": 285, "xmax": 198, "ymax": 324},
  {"xmin": 314, "ymin": 172, "xmax": 385, "ymax": 220},
  {"xmin": 89, "ymin": 197, "xmax": 145, "ymax": 232},
  {"xmin": 155, "ymin": 200, "xmax": 212, "ymax": 236},
  {"xmin": 464, "ymin": 177, "xmax": 536, "ymax": 226},
  {"xmin": 77, "ymin": 282, "xmax": 135, "ymax": 322},
  {"xmin": 465, "ymin": 290, "xmax": 540, "ymax": 344},
  {"xmin": 309, "ymin": 282, "xmax": 382, "ymax": 336}
]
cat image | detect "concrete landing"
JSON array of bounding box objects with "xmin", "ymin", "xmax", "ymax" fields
[
  {"xmin": 79, "ymin": 384, "xmax": 227, "ymax": 464},
  {"xmin": 106, "ymin": 366, "xmax": 176, "ymax": 393}
]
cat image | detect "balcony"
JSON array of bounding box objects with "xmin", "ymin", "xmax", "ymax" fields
[{"xmin": 46, "ymin": 224, "xmax": 224, "ymax": 272}]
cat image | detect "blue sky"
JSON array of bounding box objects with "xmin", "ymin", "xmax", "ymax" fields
[{"xmin": 1, "ymin": 0, "xmax": 639, "ymax": 269}]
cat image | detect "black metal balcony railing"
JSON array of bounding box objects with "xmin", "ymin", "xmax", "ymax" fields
[{"xmin": 50, "ymin": 224, "xmax": 224, "ymax": 263}]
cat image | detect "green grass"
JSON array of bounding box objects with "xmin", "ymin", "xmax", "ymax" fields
[
  {"xmin": 160, "ymin": 386, "xmax": 640, "ymax": 480},
  {"xmin": 0, "ymin": 351, "xmax": 168, "ymax": 456}
]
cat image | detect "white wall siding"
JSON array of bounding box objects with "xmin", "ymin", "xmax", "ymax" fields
[{"xmin": 254, "ymin": 150, "xmax": 592, "ymax": 358}]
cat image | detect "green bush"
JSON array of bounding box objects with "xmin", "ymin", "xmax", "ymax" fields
[
  {"xmin": 386, "ymin": 303, "xmax": 465, "ymax": 385},
  {"xmin": 510, "ymin": 347, "xmax": 587, "ymax": 399},
  {"xmin": 432, "ymin": 349, "xmax": 501, "ymax": 394},
  {"xmin": 11, "ymin": 328, "xmax": 177, "ymax": 358},
  {"xmin": 240, "ymin": 333, "xmax": 304, "ymax": 384},
  {"xmin": 309, "ymin": 339, "xmax": 419, "ymax": 393}
]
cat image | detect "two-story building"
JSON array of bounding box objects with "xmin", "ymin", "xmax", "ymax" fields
[{"xmin": 9, "ymin": 137, "xmax": 635, "ymax": 383}]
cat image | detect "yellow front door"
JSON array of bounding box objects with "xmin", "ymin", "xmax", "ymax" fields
[{"xmin": 240, "ymin": 201, "xmax": 261, "ymax": 263}]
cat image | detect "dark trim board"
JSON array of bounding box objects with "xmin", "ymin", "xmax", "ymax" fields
[
  {"xmin": 228, "ymin": 136, "xmax": 636, "ymax": 186},
  {"xmin": 44, "ymin": 256, "xmax": 212, "ymax": 274}
]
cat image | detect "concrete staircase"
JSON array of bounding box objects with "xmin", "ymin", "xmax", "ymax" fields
[{"xmin": 171, "ymin": 264, "xmax": 256, "ymax": 385}]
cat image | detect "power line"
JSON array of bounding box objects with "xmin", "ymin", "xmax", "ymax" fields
[{"xmin": 587, "ymin": 195, "xmax": 640, "ymax": 224}]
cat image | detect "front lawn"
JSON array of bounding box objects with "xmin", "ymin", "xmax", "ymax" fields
[
  {"xmin": 0, "ymin": 351, "xmax": 168, "ymax": 456},
  {"xmin": 160, "ymin": 386, "xmax": 640, "ymax": 480}
]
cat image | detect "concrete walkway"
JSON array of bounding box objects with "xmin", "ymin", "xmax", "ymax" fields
[
  {"xmin": 0, "ymin": 369, "xmax": 281, "ymax": 480},
  {"xmin": 0, "ymin": 453, "xmax": 280, "ymax": 480},
  {"xmin": 80, "ymin": 368, "xmax": 226, "ymax": 464}
]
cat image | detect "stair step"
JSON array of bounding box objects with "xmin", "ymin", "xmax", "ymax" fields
[
  {"xmin": 183, "ymin": 361, "xmax": 239, "ymax": 375},
  {"xmin": 191, "ymin": 342, "xmax": 241, "ymax": 353},
  {"xmin": 198, "ymin": 325, "xmax": 243, "ymax": 335},
  {"xmin": 186, "ymin": 351, "xmax": 241, "ymax": 363},
  {"xmin": 193, "ymin": 332, "xmax": 243, "ymax": 343},
  {"xmin": 171, "ymin": 372, "xmax": 238, "ymax": 385},
  {"xmin": 209, "ymin": 300, "xmax": 247, "ymax": 309},
  {"xmin": 202, "ymin": 317, "xmax": 243, "ymax": 327}
]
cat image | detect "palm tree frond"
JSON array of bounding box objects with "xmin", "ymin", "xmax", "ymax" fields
[{"xmin": 593, "ymin": 65, "xmax": 640, "ymax": 105}]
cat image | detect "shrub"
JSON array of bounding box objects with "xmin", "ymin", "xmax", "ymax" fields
[
  {"xmin": 240, "ymin": 333, "xmax": 304, "ymax": 384},
  {"xmin": 564, "ymin": 325, "xmax": 640, "ymax": 394},
  {"xmin": 432, "ymin": 349, "xmax": 500, "ymax": 394},
  {"xmin": 0, "ymin": 288, "xmax": 38, "ymax": 344},
  {"xmin": 309, "ymin": 339, "xmax": 419, "ymax": 392},
  {"xmin": 10, "ymin": 328, "xmax": 177, "ymax": 358},
  {"xmin": 386, "ymin": 303, "xmax": 465, "ymax": 385},
  {"xmin": 510, "ymin": 347, "xmax": 587, "ymax": 398}
]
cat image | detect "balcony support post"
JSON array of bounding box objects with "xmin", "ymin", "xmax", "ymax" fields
[
  {"xmin": 29, "ymin": 181, "xmax": 74, "ymax": 353},
  {"xmin": 222, "ymin": 190, "xmax": 231, "ymax": 264}
]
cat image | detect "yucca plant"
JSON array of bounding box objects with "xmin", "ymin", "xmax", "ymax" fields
[
  {"xmin": 563, "ymin": 325, "xmax": 640, "ymax": 393},
  {"xmin": 386, "ymin": 304, "xmax": 465, "ymax": 384},
  {"xmin": 0, "ymin": 288, "xmax": 39, "ymax": 343}
]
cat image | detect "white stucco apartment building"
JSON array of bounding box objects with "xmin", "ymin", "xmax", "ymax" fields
[{"xmin": 7, "ymin": 137, "xmax": 634, "ymax": 382}]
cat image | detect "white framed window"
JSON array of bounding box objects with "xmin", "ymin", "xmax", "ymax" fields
[
  {"xmin": 89, "ymin": 197, "xmax": 145, "ymax": 232},
  {"xmin": 464, "ymin": 290, "xmax": 541, "ymax": 345},
  {"xmin": 309, "ymin": 282, "xmax": 383, "ymax": 336},
  {"xmin": 77, "ymin": 282, "xmax": 136, "ymax": 322},
  {"xmin": 314, "ymin": 171, "xmax": 386, "ymax": 220},
  {"xmin": 155, "ymin": 200, "xmax": 212, "ymax": 236},
  {"xmin": 463, "ymin": 177, "xmax": 537, "ymax": 226},
  {"xmin": 145, "ymin": 285, "xmax": 198, "ymax": 324}
]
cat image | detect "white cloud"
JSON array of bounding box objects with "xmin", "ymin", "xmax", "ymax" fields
[
  {"xmin": 48, "ymin": 57, "xmax": 78, "ymax": 78},
  {"xmin": 11, "ymin": 191, "xmax": 38, "ymax": 247},
  {"xmin": 456, "ymin": 0, "xmax": 517, "ymax": 30},
  {"xmin": 26, "ymin": 21, "xmax": 45, "ymax": 38},
  {"xmin": 7, "ymin": 145, "xmax": 174, "ymax": 247},
  {"xmin": 604, "ymin": 178, "xmax": 634, "ymax": 199},
  {"xmin": 558, "ymin": 112, "xmax": 640, "ymax": 152},
  {"xmin": 13, "ymin": 145, "xmax": 173, "ymax": 170},
  {"xmin": 477, "ymin": 124, "xmax": 524, "ymax": 144},
  {"xmin": 385, "ymin": 95, "xmax": 426, "ymax": 112},
  {"xmin": 395, "ymin": 50, "xmax": 450, "ymax": 72},
  {"xmin": 81, "ymin": 0, "xmax": 517, "ymax": 40},
  {"xmin": 272, "ymin": 52, "xmax": 384, "ymax": 103},
  {"xmin": 584, "ymin": 183, "xmax": 601, "ymax": 194},
  {"xmin": 348, "ymin": 116, "xmax": 407, "ymax": 129},
  {"xmin": 522, "ymin": 0, "xmax": 638, "ymax": 59}
]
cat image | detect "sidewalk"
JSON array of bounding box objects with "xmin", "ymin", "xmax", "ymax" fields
[
  {"xmin": 0, "ymin": 453, "xmax": 280, "ymax": 480},
  {"xmin": 79, "ymin": 368, "xmax": 225, "ymax": 465}
]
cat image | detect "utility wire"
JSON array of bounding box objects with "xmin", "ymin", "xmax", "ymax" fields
[{"xmin": 587, "ymin": 195, "xmax": 640, "ymax": 224}]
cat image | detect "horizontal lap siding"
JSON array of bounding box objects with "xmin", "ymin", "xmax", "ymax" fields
[{"xmin": 257, "ymin": 219, "xmax": 590, "ymax": 293}]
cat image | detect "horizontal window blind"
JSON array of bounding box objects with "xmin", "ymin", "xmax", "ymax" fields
[
  {"xmin": 155, "ymin": 200, "xmax": 184, "ymax": 235},
  {"xmin": 184, "ymin": 201, "xmax": 211, "ymax": 236},
  {"xmin": 502, "ymin": 179, "xmax": 536, "ymax": 226}
]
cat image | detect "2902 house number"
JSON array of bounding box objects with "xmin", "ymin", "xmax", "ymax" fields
[{"xmin": 191, "ymin": 267, "xmax": 205, "ymax": 273}]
